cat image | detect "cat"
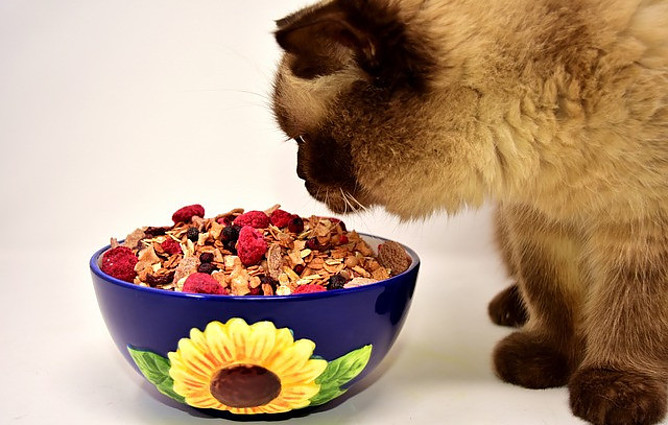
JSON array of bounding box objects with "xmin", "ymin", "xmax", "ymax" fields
[{"xmin": 271, "ymin": 1, "xmax": 668, "ymax": 424}]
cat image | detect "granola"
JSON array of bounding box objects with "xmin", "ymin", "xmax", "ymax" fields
[{"xmin": 101, "ymin": 204, "xmax": 412, "ymax": 296}]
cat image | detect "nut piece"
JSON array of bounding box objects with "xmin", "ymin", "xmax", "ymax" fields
[
  {"xmin": 266, "ymin": 243, "xmax": 283, "ymax": 279},
  {"xmin": 377, "ymin": 241, "xmax": 411, "ymax": 276}
]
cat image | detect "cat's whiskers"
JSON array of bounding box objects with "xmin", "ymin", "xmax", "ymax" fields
[
  {"xmin": 339, "ymin": 188, "xmax": 355, "ymax": 213},
  {"xmin": 344, "ymin": 189, "xmax": 368, "ymax": 212}
]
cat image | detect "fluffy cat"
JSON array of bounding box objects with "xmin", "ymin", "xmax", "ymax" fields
[{"xmin": 271, "ymin": 1, "xmax": 668, "ymax": 424}]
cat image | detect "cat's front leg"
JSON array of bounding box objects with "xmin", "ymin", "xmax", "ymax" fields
[
  {"xmin": 492, "ymin": 204, "xmax": 584, "ymax": 389},
  {"xmin": 569, "ymin": 221, "xmax": 668, "ymax": 425}
]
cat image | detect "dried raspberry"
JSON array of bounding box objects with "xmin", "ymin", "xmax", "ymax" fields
[
  {"xmin": 293, "ymin": 284, "xmax": 327, "ymax": 294},
  {"xmin": 287, "ymin": 215, "xmax": 304, "ymax": 234},
  {"xmin": 236, "ymin": 226, "xmax": 268, "ymax": 266},
  {"xmin": 338, "ymin": 234, "xmax": 349, "ymax": 245},
  {"xmin": 161, "ymin": 238, "xmax": 181, "ymax": 255},
  {"xmin": 183, "ymin": 273, "xmax": 227, "ymax": 295},
  {"xmin": 233, "ymin": 211, "xmax": 270, "ymax": 229},
  {"xmin": 100, "ymin": 246, "xmax": 138, "ymax": 282},
  {"xmin": 249, "ymin": 286, "xmax": 261, "ymax": 295},
  {"xmin": 270, "ymin": 209, "xmax": 293, "ymax": 228},
  {"xmin": 172, "ymin": 204, "xmax": 205, "ymax": 223}
]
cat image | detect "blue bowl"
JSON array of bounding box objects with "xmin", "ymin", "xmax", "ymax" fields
[{"xmin": 90, "ymin": 234, "xmax": 419, "ymax": 418}]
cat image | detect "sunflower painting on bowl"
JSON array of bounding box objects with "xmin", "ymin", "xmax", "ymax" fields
[{"xmin": 128, "ymin": 318, "xmax": 372, "ymax": 415}]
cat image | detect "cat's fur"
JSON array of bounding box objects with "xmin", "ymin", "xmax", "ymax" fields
[{"xmin": 271, "ymin": 1, "xmax": 668, "ymax": 424}]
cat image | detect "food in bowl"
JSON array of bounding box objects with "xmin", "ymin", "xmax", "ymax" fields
[
  {"xmin": 101, "ymin": 204, "xmax": 412, "ymax": 296},
  {"xmin": 91, "ymin": 224, "xmax": 420, "ymax": 416}
]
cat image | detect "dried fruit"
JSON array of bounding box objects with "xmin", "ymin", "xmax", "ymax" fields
[
  {"xmin": 221, "ymin": 224, "xmax": 242, "ymax": 242},
  {"xmin": 287, "ymin": 216, "xmax": 304, "ymax": 234},
  {"xmin": 183, "ymin": 273, "xmax": 227, "ymax": 295},
  {"xmin": 199, "ymin": 252, "xmax": 214, "ymax": 263},
  {"xmin": 328, "ymin": 274, "xmax": 347, "ymax": 290},
  {"xmin": 172, "ymin": 204, "xmax": 205, "ymax": 223},
  {"xmin": 234, "ymin": 211, "xmax": 270, "ymax": 229},
  {"xmin": 100, "ymin": 246, "xmax": 138, "ymax": 282},
  {"xmin": 186, "ymin": 227, "xmax": 199, "ymax": 242},
  {"xmin": 161, "ymin": 238, "xmax": 181, "ymax": 255},
  {"xmin": 145, "ymin": 270, "xmax": 175, "ymax": 287},
  {"xmin": 293, "ymin": 284, "xmax": 327, "ymax": 294},
  {"xmin": 378, "ymin": 241, "xmax": 412, "ymax": 275},
  {"xmin": 236, "ymin": 226, "xmax": 268, "ymax": 266},
  {"xmin": 197, "ymin": 262, "xmax": 216, "ymax": 274},
  {"xmin": 270, "ymin": 209, "xmax": 293, "ymax": 228},
  {"xmin": 104, "ymin": 204, "xmax": 411, "ymax": 296}
]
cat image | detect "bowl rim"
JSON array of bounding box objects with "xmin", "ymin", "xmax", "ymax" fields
[{"xmin": 90, "ymin": 233, "xmax": 420, "ymax": 301}]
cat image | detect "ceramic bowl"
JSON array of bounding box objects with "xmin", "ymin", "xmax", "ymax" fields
[{"xmin": 90, "ymin": 234, "xmax": 419, "ymax": 418}]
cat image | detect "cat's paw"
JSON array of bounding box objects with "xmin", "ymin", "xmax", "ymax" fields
[
  {"xmin": 488, "ymin": 284, "xmax": 528, "ymax": 327},
  {"xmin": 493, "ymin": 331, "xmax": 571, "ymax": 388},
  {"xmin": 569, "ymin": 367, "xmax": 667, "ymax": 425}
]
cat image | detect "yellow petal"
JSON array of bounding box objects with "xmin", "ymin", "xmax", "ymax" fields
[
  {"xmin": 244, "ymin": 321, "xmax": 277, "ymax": 363},
  {"xmin": 168, "ymin": 351, "xmax": 210, "ymax": 382},
  {"xmin": 262, "ymin": 328, "xmax": 297, "ymax": 366},
  {"xmin": 279, "ymin": 383, "xmax": 321, "ymax": 403},
  {"xmin": 204, "ymin": 321, "xmax": 237, "ymax": 365},
  {"xmin": 279, "ymin": 358, "xmax": 327, "ymax": 385},
  {"xmin": 226, "ymin": 318, "xmax": 253, "ymax": 360},
  {"xmin": 266, "ymin": 338, "xmax": 316, "ymax": 376},
  {"xmin": 177, "ymin": 338, "xmax": 216, "ymax": 377}
]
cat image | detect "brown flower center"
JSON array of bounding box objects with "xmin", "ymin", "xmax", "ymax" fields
[{"xmin": 210, "ymin": 364, "xmax": 282, "ymax": 408}]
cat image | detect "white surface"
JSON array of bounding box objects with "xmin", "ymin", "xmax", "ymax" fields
[{"xmin": 1, "ymin": 1, "xmax": 661, "ymax": 424}]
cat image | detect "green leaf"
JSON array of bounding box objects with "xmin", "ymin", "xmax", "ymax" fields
[
  {"xmin": 127, "ymin": 346, "xmax": 185, "ymax": 404},
  {"xmin": 309, "ymin": 345, "xmax": 372, "ymax": 406}
]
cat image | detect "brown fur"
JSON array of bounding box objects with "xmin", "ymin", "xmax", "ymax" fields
[{"xmin": 271, "ymin": 1, "xmax": 668, "ymax": 424}]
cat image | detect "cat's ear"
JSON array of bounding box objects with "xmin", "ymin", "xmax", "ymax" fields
[
  {"xmin": 275, "ymin": 1, "xmax": 433, "ymax": 90},
  {"xmin": 274, "ymin": 3, "xmax": 375, "ymax": 79}
]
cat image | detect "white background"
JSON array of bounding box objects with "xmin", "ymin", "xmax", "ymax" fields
[{"xmin": 2, "ymin": 1, "xmax": 658, "ymax": 424}]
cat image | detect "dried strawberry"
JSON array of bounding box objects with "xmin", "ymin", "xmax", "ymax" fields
[
  {"xmin": 236, "ymin": 226, "xmax": 268, "ymax": 266},
  {"xmin": 101, "ymin": 246, "xmax": 138, "ymax": 282},
  {"xmin": 183, "ymin": 273, "xmax": 227, "ymax": 295},
  {"xmin": 270, "ymin": 209, "xmax": 292, "ymax": 228},
  {"xmin": 293, "ymin": 284, "xmax": 326, "ymax": 294},
  {"xmin": 172, "ymin": 204, "xmax": 205, "ymax": 224},
  {"xmin": 233, "ymin": 211, "xmax": 270, "ymax": 229},
  {"xmin": 161, "ymin": 238, "xmax": 181, "ymax": 255}
]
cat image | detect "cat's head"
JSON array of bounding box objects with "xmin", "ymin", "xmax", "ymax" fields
[{"xmin": 272, "ymin": 0, "xmax": 485, "ymax": 218}]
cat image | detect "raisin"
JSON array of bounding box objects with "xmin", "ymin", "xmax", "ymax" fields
[
  {"xmin": 199, "ymin": 252, "xmax": 214, "ymax": 263},
  {"xmin": 197, "ymin": 262, "xmax": 216, "ymax": 274},
  {"xmin": 287, "ymin": 216, "xmax": 304, "ymax": 234},
  {"xmin": 144, "ymin": 226, "xmax": 168, "ymax": 237},
  {"xmin": 328, "ymin": 274, "xmax": 347, "ymax": 290},
  {"xmin": 294, "ymin": 264, "xmax": 305, "ymax": 275},
  {"xmin": 145, "ymin": 271, "xmax": 176, "ymax": 287},
  {"xmin": 186, "ymin": 227, "xmax": 199, "ymax": 242},
  {"xmin": 221, "ymin": 224, "xmax": 242, "ymax": 242},
  {"xmin": 224, "ymin": 240, "xmax": 237, "ymax": 254}
]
